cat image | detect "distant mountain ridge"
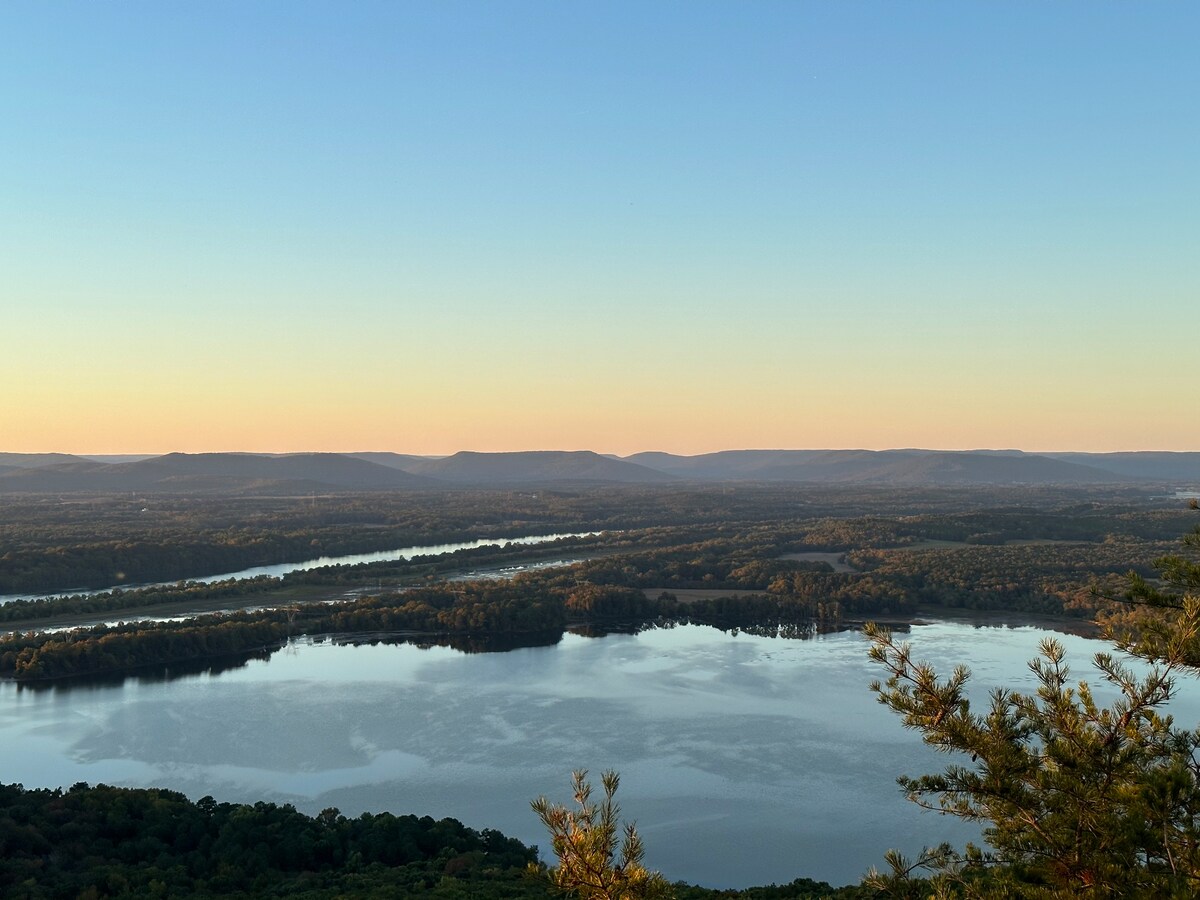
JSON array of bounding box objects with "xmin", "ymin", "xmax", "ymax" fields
[
  {"xmin": 0, "ymin": 452, "xmax": 95, "ymax": 469},
  {"xmin": 0, "ymin": 448, "xmax": 1196, "ymax": 493},
  {"xmin": 624, "ymin": 449, "xmax": 1159, "ymax": 485},
  {"xmin": 396, "ymin": 450, "xmax": 676, "ymax": 485},
  {"xmin": 0, "ymin": 452, "xmax": 436, "ymax": 494},
  {"xmin": 1041, "ymin": 452, "xmax": 1200, "ymax": 482}
]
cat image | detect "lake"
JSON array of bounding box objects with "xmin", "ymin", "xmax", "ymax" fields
[{"xmin": 3, "ymin": 621, "xmax": 1197, "ymax": 888}]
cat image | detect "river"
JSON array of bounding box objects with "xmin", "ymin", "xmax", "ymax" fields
[
  {"xmin": 4, "ymin": 620, "xmax": 1195, "ymax": 887},
  {"xmin": 0, "ymin": 531, "xmax": 597, "ymax": 605}
]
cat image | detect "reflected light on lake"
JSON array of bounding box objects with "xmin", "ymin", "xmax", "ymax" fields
[{"xmin": 3, "ymin": 622, "xmax": 1198, "ymax": 888}]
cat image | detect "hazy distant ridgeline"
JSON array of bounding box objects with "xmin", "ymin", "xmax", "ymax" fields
[
  {"xmin": 1041, "ymin": 451, "xmax": 1200, "ymax": 481},
  {"xmin": 0, "ymin": 449, "xmax": 1197, "ymax": 493},
  {"xmin": 395, "ymin": 450, "xmax": 675, "ymax": 484},
  {"xmin": 0, "ymin": 452, "xmax": 436, "ymax": 494},
  {"xmin": 624, "ymin": 449, "xmax": 1200, "ymax": 484},
  {"xmin": 0, "ymin": 453, "xmax": 95, "ymax": 469}
]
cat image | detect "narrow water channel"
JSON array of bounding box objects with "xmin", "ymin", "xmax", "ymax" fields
[{"xmin": 0, "ymin": 531, "xmax": 598, "ymax": 605}]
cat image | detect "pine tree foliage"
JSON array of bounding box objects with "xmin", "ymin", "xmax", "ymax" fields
[
  {"xmin": 531, "ymin": 770, "xmax": 673, "ymax": 900},
  {"xmin": 1109, "ymin": 525, "xmax": 1200, "ymax": 668},
  {"xmin": 866, "ymin": 523, "xmax": 1200, "ymax": 898}
]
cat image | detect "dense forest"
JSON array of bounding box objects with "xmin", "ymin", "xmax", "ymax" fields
[
  {"xmin": 0, "ymin": 782, "xmax": 862, "ymax": 899},
  {"xmin": 0, "ymin": 782, "xmax": 536, "ymax": 899},
  {"xmin": 0, "ymin": 485, "xmax": 1177, "ymax": 595}
]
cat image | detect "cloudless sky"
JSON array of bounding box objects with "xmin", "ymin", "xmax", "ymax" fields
[{"xmin": 3, "ymin": 2, "xmax": 1197, "ymax": 454}]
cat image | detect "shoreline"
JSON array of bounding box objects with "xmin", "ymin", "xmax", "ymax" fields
[
  {"xmin": 645, "ymin": 586, "xmax": 1103, "ymax": 638},
  {"xmin": 0, "ymin": 610, "xmax": 1108, "ymax": 686},
  {"xmin": 887, "ymin": 605, "xmax": 1102, "ymax": 638}
]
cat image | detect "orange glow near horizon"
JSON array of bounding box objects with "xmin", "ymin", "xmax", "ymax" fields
[
  {"xmin": 5, "ymin": 374, "xmax": 1196, "ymax": 458},
  {"xmin": 4, "ymin": 6, "xmax": 1197, "ymax": 459},
  {"xmin": 4, "ymin": 320, "xmax": 1197, "ymax": 456}
]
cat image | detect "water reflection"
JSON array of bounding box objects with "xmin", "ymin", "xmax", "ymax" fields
[
  {"xmin": 9, "ymin": 617, "xmax": 910, "ymax": 694},
  {"xmin": 2, "ymin": 622, "xmax": 1197, "ymax": 889},
  {"xmin": 324, "ymin": 631, "xmax": 565, "ymax": 655},
  {"xmin": 13, "ymin": 648, "xmax": 276, "ymax": 693}
]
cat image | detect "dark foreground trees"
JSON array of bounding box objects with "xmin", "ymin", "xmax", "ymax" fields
[
  {"xmin": 1, "ymin": 781, "xmax": 860, "ymax": 899},
  {"xmin": 0, "ymin": 782, "xmax": 539, "ymax": 899},
  {"xmin": 865, "ymin": 525, "xmax": 1200, "ymax": 898}
]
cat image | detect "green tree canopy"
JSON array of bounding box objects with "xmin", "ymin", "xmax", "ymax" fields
[{"xmin": 866, "ymin": 524, "xmax": 1200, "ymax": 898}]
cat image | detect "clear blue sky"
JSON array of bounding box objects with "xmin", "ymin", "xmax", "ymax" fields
[{"xmin": 3, "ymin": 2, "xmax": 1197, "ymax": 453}]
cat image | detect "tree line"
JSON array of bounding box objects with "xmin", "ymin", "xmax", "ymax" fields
[
  {"xmin": 0, "ymin": 781, "xmax": 537, "ymax": 899},
  {"xmin": 9, "ymin": 518, "xmax": 1187, "ymax": 681}
]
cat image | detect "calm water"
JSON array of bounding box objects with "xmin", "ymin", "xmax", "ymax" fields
[
  {"xmin": 0, "ymin": 531, "xmax": 595, "ymax": 605},
  {"xmin": 3, "ymin": 622, "xmax": 1197, "ymax": 887}
]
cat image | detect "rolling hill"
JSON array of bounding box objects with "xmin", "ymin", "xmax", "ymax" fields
[
  {"xmin": 398, "ymin": 450, "xmax": 678, "ymax": 485},
  {"xmin": 0, "ymin": 452, "xmax": 94, "ymax": 469},
  {"xmin": 1043, "ymin": 452, "xmax": 1200, "ymax": 482},
  {"xmin": 623, "ymin": 449, "xmax": 1144, "ymax": 485},
  {"xmin": 1, "ymin": 448, "xmax": 1192, "ymax": 492},
  {"xmin": 0, "ymin": 453, "xmax": 437, "ymax": 493}
]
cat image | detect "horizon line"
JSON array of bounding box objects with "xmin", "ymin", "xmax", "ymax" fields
[{"xmin": 5, "ymin": 447, "xmax": 1197, "ymax": 458}]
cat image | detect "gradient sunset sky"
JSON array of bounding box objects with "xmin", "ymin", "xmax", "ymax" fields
[{"xmin": 3, "ymin": 2, "xmax": 1197, "ymax": 455}]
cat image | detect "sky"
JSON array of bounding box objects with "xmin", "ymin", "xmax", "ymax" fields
[{"xmin": 2, "ymin": 2, "xmax": 1197, "ymax": 456}]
